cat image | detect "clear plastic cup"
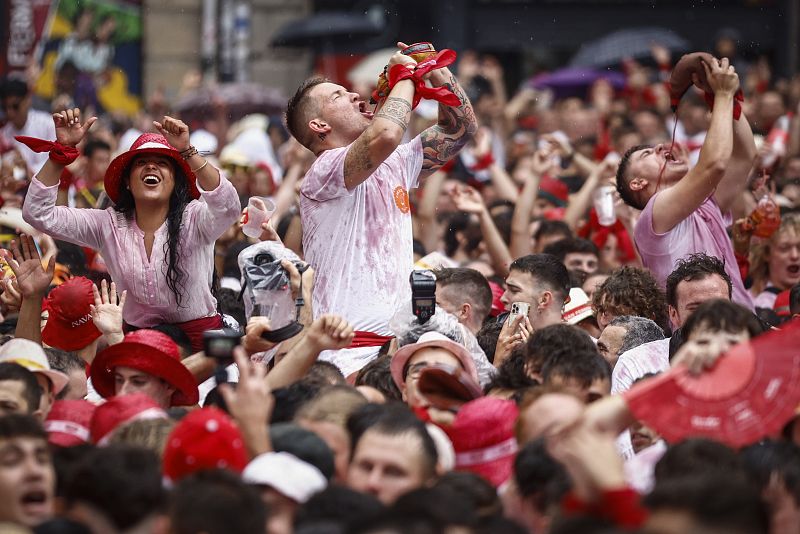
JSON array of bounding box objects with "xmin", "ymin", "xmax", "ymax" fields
[
  {"xmin": 242, "ymin": 197, "xmax": 276, "ymax": 238},
  {"xmin": 593, "ymin": 185, "xmax": 617, "ymax": 227}
]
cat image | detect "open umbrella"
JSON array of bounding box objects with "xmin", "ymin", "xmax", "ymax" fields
[
  {"xmin": 271, "ymin": 11, "xmax": 385, "ymax": 48},
  {"xmin": 347, "ymin": 48, "xmax": 395, "ymax": 86},
  {"xmin": 528, "ymin": 67, "xmax": 626, "ymax": 99},
  {"xmin": 570, "ymin": 28, "xmax": 690, "ymax": 69},
  {"xmin": 174, "ymin": 83, "xmax": 285, "ymax": 124}
]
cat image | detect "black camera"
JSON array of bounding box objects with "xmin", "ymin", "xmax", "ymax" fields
[
  {"xmin": 203, "ymin": 329, "xmax": 241, "ymax": 385},
  {"xmin": 410, "ymin": 270, "xmax": 436, "ymax": 324}
]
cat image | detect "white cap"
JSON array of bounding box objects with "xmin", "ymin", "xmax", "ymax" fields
[
  {"xmin": 243, "ymin": 452, "xmax": 327, "ymax": 503},
  {"xmin": 0, "ymin": 338, "xmax": 69, "ymax": 394},
  {"xmin": 562, "ymin": 287, "xmax": 594, "ymax": 325}
]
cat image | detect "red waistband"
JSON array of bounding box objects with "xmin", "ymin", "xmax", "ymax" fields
[{"xmin": 349, "ymin": 331, "xmax": 393, "ymax": 349}]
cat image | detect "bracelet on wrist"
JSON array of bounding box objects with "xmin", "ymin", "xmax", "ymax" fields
[
  {"xmin": 179, "ymin": 145, "xmax": 198, "ymax": 159},
  {"xmin": 191, "ymin": 159, "xmax": 208, "ymax": 173}
]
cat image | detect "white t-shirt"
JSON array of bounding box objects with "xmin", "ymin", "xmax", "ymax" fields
[
  {"xmin": 2, "ymin": 109, "xmax": 56, "ymax": 174},
  {"xmin": 300, "ymin": 136, "xmax": 423, "ymax": 376}
]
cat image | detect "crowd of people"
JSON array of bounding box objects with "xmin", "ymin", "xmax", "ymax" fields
[{"xmin": 0, "ymin": 29, "xmax": 798, "ymax": 534}]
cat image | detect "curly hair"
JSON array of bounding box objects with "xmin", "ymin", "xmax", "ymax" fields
[
  {"xmin": 665, "ymin": 253, "xmax": 732, "ymax": 307},
  {"xmin": 592, "ymin": 265, "xmax": 670, "ymax": 332},
  {"xmin": 749, "ymin": 213, "xmax": 800, "ymax": 294}
]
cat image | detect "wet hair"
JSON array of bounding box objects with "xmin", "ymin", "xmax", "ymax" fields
[
  {"xmin": 348, "ymin": 403, "xmax": 438, "ymax": 478},
  {"xmin": 114, "ymin": 158, "xmax": 193, "ymax": 308},
  {"xmin": 65, "ymin": 445, "xmax": 164, "ymax": 531},
  {"xmin": 541, "ymin": 351, "xmax": 611, "ymax": 391},
  {"xmin": 45, "ymin": 348, "xmax": 86, "ymax": 400},
  {"xmin": 615, "ymin": 143, "xmax": 651, "ymax": 209},
  {"xmin": 644, "ymin": 473, "xmax": 768, "ymax": 534},
  {"xmin": 354, "ymin": 355, "xmax": 402, "ymax": 401},
  {"xmin": 514, "ymin": 439, "xmax": 571, "ymax": 512},
  {"xmin": 681, "ymin": 299, "xmax": 766, "ymax": 342},
  {"xmin": 542, "ymin": 237, "xmax": 599, "ymax": 263},
  {"xmin": 521, "ymin": 323, "xmax": 598, "ymax": 377},
  {"xmin": 0, "ymin": 362, "xmax": 43, "ymax": 413},
  {"xmin": 654, "ymin": 438, "xmax": 745, "ymax": 484},
  {"xmin": 0, "ymin": 412, "xmax": 47, "ymax": 440},
  {"xmin": 509, "ymin": 254, "xmax": 570, "ymax": 305},
  {"xmin": 170, "ymin": 468, "xmax": 266, "ymax": 534},
  {"xmin": 434, "ymin": 267, "xmax": 493, "ymax": 321},
  {"xmin": 593, "ymin": 266, "xmax": 670, "ymax": 332},
  {"xmin": 608, "ymin": 316, "xmax": 665, "ymax": 354},
  {"xmin": 285, "ymin": 76, "xmax": 330, "ymax": 149},
  {"xmin": 666, "ymin": 253, "xmax": 732, "ymax": 308},
  {"xmin": 295, "ymin": 484, "xmax": 385, "ymax": 531}
]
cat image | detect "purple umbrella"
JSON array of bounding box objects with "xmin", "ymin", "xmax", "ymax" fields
[{"xmin": 528, "ymin": 67, "xmax": 626, "ymax": 99}]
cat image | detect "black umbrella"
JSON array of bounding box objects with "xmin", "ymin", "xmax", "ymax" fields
[
  {"xmin": 174, "ymin": 83, "xmax": 285, "ymax": 124},
  {"xmin": 271, "ymin": 11, "xmax": 385, "ymax": 48},
  {"xmin": 569, "ymin": 27, "xmax": 690, "ymax": 69}
]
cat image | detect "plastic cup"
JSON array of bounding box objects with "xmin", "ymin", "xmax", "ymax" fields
[
  {"xmin": 242, "ymin": 196, "xmax": 276, "ymax": 238},
  {"xmin": 593, "ymin": 185, "xmax": 617, "ymax": 227}
]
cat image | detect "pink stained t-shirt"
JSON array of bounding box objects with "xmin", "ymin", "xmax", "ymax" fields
[
  {"xmin": 634, "ymin": 192, "xmax": 754, "ymax": 310},
  {"xmin": 23, "ymin": 173, "xmax": 241, "ymax": 327},
  {"xmin": 300, "ymin": 136, "xmax": 423, "ymax": 375}
]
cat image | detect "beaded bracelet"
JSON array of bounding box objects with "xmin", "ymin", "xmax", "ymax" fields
[{"xmin": 180, "ymin": 145, "xmax": 198, "ymax": 159}]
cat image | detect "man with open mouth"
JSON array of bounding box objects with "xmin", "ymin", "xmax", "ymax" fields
[
  {"xmin": 285, "ymin": 41, "xmax": 477, "ymax": 378},
  {"xmin": 615, "ymin": 56, "xmax": 757, "ymax": 311},
  {"xmin": 0, "ymin": 414, "xmax": 55, "ymax": 528}
]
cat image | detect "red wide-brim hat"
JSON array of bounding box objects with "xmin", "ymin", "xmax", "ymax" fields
[
  {"xmin": 90, "ymin": 330, "xmax": 199, "ymax": 407},
  {"xmin": 625, "ymin": 319, "xmax": 800, "ymax": 447},
  {"xmin": 104, "ymin": 133, "xmax": 200, "ymax": 204}
]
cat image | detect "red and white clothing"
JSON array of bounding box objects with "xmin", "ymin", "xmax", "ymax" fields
[{"xmin": 300, "ymin": 137, "xmax": 423, "ymax": 376}]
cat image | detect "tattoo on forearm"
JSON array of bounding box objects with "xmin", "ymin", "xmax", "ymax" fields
[
  {"xmin": 420, "ymin": 74, "xmax": 478, "ymax": 172},
  {"xmin": 376, "ymin": 97, "xmax": 412, "ymax": 132},
  {"xmin": 344, "ymin": 130, "xmax": 374, "ymax": 179}
]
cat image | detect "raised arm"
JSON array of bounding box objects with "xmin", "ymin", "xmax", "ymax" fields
[
  {"xmin": 653, "ymin": 58, "xmax": 739, "ymax": 233},
  {"xmin": 419, "ymin": 64, "xmax": 479, "ymax": 179},
  {"xmin": 343, "ymin": 47, "xmax": 417, "ymax": 190},
  {"xmin": 712, "ymin": 111, "xmax": 757, "ymax": 212}
]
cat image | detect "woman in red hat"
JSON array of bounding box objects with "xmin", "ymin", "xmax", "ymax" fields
[{"xmin": 20, "ymin": 108, "xmax": 241, "ymax": 350}]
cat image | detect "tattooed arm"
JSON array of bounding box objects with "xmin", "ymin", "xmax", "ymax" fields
[
  {"xmin": 419, "ymin": 67, "xmax": 479, "ymax": 179},
  {"xmin": 343, "ymin": 51, "xmax": 416, "ymax": 190}
]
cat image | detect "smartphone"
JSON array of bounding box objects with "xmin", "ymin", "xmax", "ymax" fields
[{"xmin": 508, "ymin": 302, "xmax": 530, "ymax": 323}]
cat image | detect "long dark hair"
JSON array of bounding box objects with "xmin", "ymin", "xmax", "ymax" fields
[{"xmin": 114, "ymin": 160, "xmax": 192, "ymax": 307}]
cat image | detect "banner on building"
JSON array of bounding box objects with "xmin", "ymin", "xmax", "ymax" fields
[{"xmin": 2, "ymin": 0, "xmax": 144, "ymax": 117}]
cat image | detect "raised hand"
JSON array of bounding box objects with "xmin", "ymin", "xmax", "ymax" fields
[
  {"xmin": 0, "ymin": 234, "xmax": 54, "ymax": 299},
  {"xmin": 450, "ymin": 185, "xmax": 486, "ymax": 215},
  {"xmin": 90, "ymin": 279, "xmax": 126, "ymax": 338},
  {"xmin": 153, "ymin": 116, "xmax": 191, "ymax": 152},
  {"xmin": 241, "ymin": 316, "xmax": 277, "ymax": 355},
  {"xmin": 53, "ymin": 108, "xmax": 97, "ymax": 148},
  {"xmin": 703, "ymin": 57, "xmax": 740, "ymax": 96},
  {"xmin": 305, "ymin": 315, "xmax": 354, "ymax": 351},
  {"xmin": 389, "ymin": 41, "xmax": 417, "ymax": 70},
  {"xmin": 280, "ymin": 260, "xmax": 314, "ymax": 301}
]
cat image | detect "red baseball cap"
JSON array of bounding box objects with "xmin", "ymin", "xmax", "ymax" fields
[
  {"xmin": 162, "ymin": 407, "xmax": 249, "ymax": 483},
  {"xmin": 440, "ymin": 397, "xmax": 519, "ymax": 487},
  {"xmin": 45, "ymin": 399, "xmax": 96, "ymax": 447},
  {"xmin": 625, "ymin": 319, "xmax": 800, "ymax": 447},
  {"xmin": 90, "ymin": 329, "xmax": 199, "ymax": 406},
  {"xmin": 104, "ymin": 133, "xmax": 200, "ymax": 204},
  {"xmin": 42, "ymin": 276, "xmax": 101, "ymax": 351},
  {"xmin": 538, "ymin": 176, "xmax": 569, "ymax": 207},
  {"xmin": 90, "ymin": 393, "xmax": 168, "ymax": 445}
]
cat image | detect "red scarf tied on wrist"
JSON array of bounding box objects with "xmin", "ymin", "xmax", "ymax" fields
[
  {"xmin": 387, "ymin": 49, "xmax": 462, "ymax": 110},
  {"xmin": 14, "ymin": 136, "xmax": 80, "ymax": 166},
  {"xmin": 578, "ymin": 209, "xmax": 637, "ymax": 264}
]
